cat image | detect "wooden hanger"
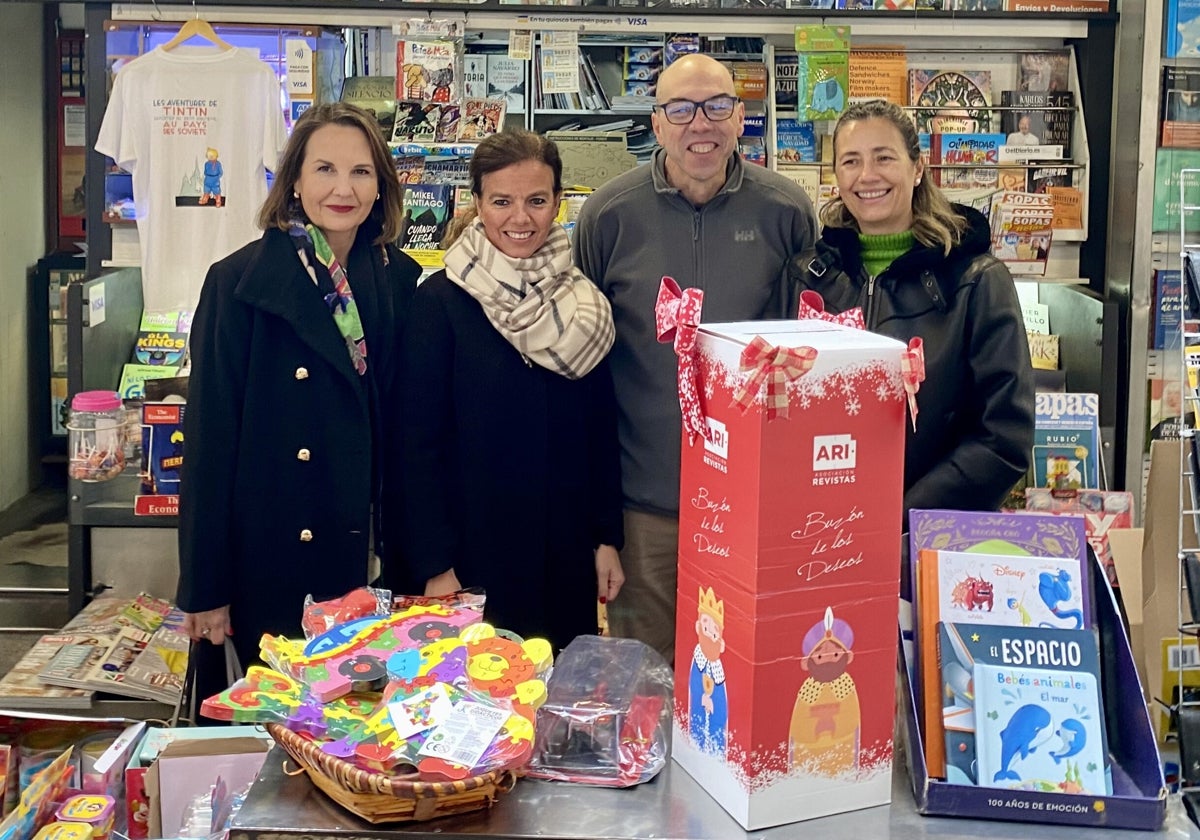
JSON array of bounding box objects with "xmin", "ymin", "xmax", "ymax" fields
[{"xmin": 160, "ymin": 15, "xmax": 234, "ymax": 52}]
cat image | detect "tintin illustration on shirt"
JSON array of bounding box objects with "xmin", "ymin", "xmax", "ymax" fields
[
  {"xmin": 689, "ymin": 586, "xmax": 728, "ymax": 756},
  {"xmin": 175, "ymin": 144, "xmax": 228, "ymax": 208},
  {"xmin": 789, "ymin": 606, "xmax": 860, "ymax": 774},
  {"xmin": 200, "ymin": 147, "xmax": 224, "ymax": 207}
]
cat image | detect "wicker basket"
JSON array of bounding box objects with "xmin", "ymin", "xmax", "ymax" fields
[{"xmin": 266, "ymin": 723, "xmax": 518, "ymax": 823}]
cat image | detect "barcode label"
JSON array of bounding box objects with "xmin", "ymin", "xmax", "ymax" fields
[
  {"xmin": 418, "ymin": 702, "xmax": 509, "ymax": 768},
  {"xmin": 1169, "ymin": 643, "xmax": 1200, "ymax": 670}
]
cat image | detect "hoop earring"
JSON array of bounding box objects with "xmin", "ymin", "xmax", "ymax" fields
[{"xmin": 376, "ymin": 193, "xmax": 381, "ymax": 201}]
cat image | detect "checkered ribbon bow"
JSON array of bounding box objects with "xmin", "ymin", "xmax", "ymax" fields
[
  {"xmin": 901, "ymin": 337, "xmax": 925, "ymax": 431},
  {"xmin": 732, "ymin": 336, "xmax": 818, "ymax": 420},
  {"xmin": 655, "ymin": 276, "xmax": 708, "ymax": 443},
  {"xmin": 796, "ymin": 290, "xmax": 866, "ymax": 330}
]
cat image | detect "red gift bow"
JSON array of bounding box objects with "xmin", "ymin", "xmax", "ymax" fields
[
  {"xmin": 731, "ymin": 336, "xmax": 818, "ymax": 420},
  {"xmin": 655, "ymin": 276, "xmax": 708, "ymax": 443},
  {"xmin": 901, "ymin": 337, "xmax": 925, "ymax": 431},
  {"xmin": 796, "ymin": 289, "xmax": 866, "ymax": 330}
]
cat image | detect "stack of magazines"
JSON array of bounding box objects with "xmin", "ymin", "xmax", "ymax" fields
[{"xmin": 0, "ymin": 594, "xmax": 187, "ymax": 709}]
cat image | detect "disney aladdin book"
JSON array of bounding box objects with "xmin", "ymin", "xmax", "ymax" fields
[
  {"xmin": 918, "ymin": 548, "xmax": 1092, "ymax": 778},
  {"xmin": 958, "ymin": 623, "xmax": 1110, "ymax": 795}
]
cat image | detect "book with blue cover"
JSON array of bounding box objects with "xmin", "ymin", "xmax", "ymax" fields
[
  {"xmin": 945, "ymin": 622, "xmax": 1110, "ymax": 795},
  {"xmin": 918, "ymin": 547, "xmax": 1091, "ymax": 780},
  {"xmin": 928, "ymin": 133, "xmax": 1005, "ymax": 190},
  {"xmin": 1154, "ymin": 269, "xmax": 1184, "ymax": 350}
]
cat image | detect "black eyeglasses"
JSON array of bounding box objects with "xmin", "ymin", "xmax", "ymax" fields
[{"xmin": 653, "ymin": 95, "xmax": 741, "ymax": 125}]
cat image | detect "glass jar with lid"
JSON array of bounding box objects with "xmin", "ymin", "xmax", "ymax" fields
[{"xmin": 68, "ymin": 390, "xmax": 127, "ymax": 482}]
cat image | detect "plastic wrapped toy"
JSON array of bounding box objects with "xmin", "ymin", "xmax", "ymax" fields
[
  {"xmin": 528, "ymin": 635, "xmax": 673, "ymax": 787},
  {"xmin": 301, "ymin": 587, "xmax": 392, "ymax": 640}
]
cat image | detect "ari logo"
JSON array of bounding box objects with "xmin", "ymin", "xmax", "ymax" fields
[
  {"xmin": 704, "ymin": 417, "xmax": 728, "ymax": 459},
  {"xmin": 813, "ymin": 434, "xmax": 856, "ymax": 471}
]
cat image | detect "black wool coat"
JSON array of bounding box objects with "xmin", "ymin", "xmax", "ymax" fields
[
  {"xmin": 392, "ymin": 270, "xmax": 624, "ymax": 653},
  {"xmin": 785, "ymin": 205, "xmax": 1034, "ymax": 515},
  {"xmin": 177, "ymin": 224, "xmax": 419, "ymax": 677}
]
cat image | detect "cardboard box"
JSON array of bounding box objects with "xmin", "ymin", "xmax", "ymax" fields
[
  {"xmin": 124, "ymin": 725, "xmax": 272, "ymax": 839},
  {"xmin": 671, "ymin": 320, "xmax": 908, "ymax": 830},
  {"xmin": 1142, "ymin": 439, "xmax": 1198, "ymax": 740},
  {"xmin": 901, "ymin": 553, "xmax": 1167, "ymax": 830},
  {"xmin": 147, "ymin": 736, "xmax": 269, "ymax": 838}
]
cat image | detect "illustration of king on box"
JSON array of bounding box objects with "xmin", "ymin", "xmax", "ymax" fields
[
  {"xmin": 789, "ymin": 606, "xmax": 860, "ymax": 775},
  {"xmin": 689, "ymin": 586, "xmax": 728, "ymax": 756}
]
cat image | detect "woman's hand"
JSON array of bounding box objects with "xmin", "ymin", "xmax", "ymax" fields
[
  {"xmin": 595, "ymin": 545, "xmax": 624, "ymax": 604},
  {"xmin": 183, "ymin": 606, "xmax": 232, "ymax": 645},
  {"xmin": 425, "ymin": 569, "xmax": 462, "ymax": 597}
]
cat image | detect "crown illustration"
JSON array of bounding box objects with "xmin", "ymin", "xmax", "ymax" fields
[{"xmin": 697, "ymin": 586, "xmax": 724, "ymax": 628}]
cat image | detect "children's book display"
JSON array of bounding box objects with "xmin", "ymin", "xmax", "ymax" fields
[{"xmin": 902, "ymin": 508, "xmax": 1165, "ymax": 830}]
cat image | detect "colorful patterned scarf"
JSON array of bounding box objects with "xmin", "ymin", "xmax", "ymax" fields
[
  {"xmin": 442, "ymin": 219, "xmax": 614, "ymax": 380},
  {"xmin": 289, "ymin": 220, "xmax": 368, "ymax": 376}
]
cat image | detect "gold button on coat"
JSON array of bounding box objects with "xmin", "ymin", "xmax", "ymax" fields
[
  {"xmin": 297, "ymin": 448, "xmax": 311, "ymax": 461},
  {"xmin": 295, "ymin": 367, "xmax": 309, "ymax": 380},
  {"xmin": 299, "ymin": 529, "xmax": 313, "ymax": 542}
]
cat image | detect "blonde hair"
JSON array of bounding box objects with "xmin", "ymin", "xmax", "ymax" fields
[
  {"xmin": 820, "ymin": 100, "xmax": 966, "ymax": 255},
  {"xmin": 257, "ymin": 103, "xmax": 404, "ymax": 245}
]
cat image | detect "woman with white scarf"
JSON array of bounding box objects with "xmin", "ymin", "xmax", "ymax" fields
[{"xmin": 395, "ymin": 130, "xmax": 624, "ymax": 652}]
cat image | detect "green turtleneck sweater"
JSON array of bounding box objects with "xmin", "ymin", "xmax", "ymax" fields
[{"xmin": 859, "ymin": 231, "xmax": 916, "ymax": 277}]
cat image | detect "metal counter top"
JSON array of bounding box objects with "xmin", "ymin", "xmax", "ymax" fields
[{"xmin": 230, "ymin": 747, "xmax": 1200, "ymax": 840}]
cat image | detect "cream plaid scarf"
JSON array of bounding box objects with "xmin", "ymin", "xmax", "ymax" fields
[{"xmin": 443, "ymin": 219, "xmax": 614, "ymax": 380}]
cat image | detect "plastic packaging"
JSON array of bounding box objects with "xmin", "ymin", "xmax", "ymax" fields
[
  {"xmin": 68, "ymin": 391, "xmax": 127, "ymax": 481},
  {"xmin": 301, "ymin": 586, "xmax": 392, "ymax": 640},
  {"xmin": 528, "ymin": 635, "xmax": 673, "ymax": 787}
]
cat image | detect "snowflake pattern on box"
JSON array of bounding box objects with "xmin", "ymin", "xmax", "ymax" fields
[
  {"xmin": 698, "ymin": 350, "xmax": 905, "ymax": 418},
  {"xmin": 672, "ymin": 701, "xmax": 892, "ymax": 790}
]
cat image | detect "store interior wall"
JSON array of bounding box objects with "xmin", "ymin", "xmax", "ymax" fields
[{"xmin": 0, "ymin": 3, "xmax": 45, "ymax": 512}]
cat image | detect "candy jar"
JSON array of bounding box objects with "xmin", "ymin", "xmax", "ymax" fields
[{"xmin": 68, "ymin": 391, "xmax": 127, "ymax": 482}]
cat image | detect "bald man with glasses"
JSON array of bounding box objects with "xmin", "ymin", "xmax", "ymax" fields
[{"xmin": 572, "ymin": 53, "xmax": 817, "ymax": 663}]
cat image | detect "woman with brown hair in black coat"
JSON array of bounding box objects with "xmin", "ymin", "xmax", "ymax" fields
[
  {"xmin": 395, "ymin": 130, "xmax": 624, "ymax": 652},
  {"xmin": 178, "ymin": 103, "xmax": 420, "ymax": 704}
]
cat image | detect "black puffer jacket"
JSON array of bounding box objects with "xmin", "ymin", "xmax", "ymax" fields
[{"xmin": 785, "ymin": 205, "xmax": 1034, "ymax": 515}]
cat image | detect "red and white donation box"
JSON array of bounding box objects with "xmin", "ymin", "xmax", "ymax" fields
[{"xmin": 671, "ymin": 320, "xmax": 910, "ymax": 830}]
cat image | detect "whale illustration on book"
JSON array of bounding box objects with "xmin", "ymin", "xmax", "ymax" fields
[
  {"xmin": 1049, "ymin": 718, "xmax": 1087, "ymax": 764},
  {"xmin": 994, "ymin": 703, "xmax": 1051, "ymax": 782}
]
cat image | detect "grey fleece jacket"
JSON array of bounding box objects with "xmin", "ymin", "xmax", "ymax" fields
[{"xmin": 572, "ymin": 148, "xmax": 818, "ymax": 516}]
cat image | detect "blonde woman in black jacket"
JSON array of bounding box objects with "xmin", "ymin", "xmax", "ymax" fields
[{"xmin": 786, "ymin": 99, "xmax": 1034, "ymax": 519}]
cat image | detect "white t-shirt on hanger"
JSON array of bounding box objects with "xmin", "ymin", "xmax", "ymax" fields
[{"xmin": 96, "ymin": 46, "xmax": 288, "ymax": 312}]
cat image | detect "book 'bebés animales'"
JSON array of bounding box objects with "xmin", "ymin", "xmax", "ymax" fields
[{"xmin": 943, "ymin": 622, "xmax": 1110, "ymax": 796}]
